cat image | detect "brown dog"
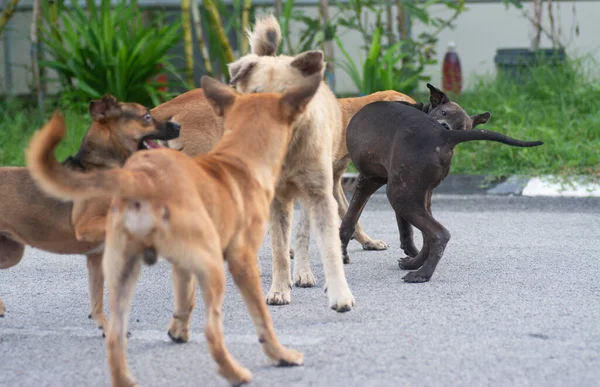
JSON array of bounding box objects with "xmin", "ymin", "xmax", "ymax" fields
[
  {"xmin": 151, "ymin": 82, "xmax": 415, "ymax": 261},
  {"xmin": 151, "ymin": 19, "xmax": 415, "ymax": 304},
  {"xmin": 26, "ymin": 75, "xmax": 321, "ymax": 386},
  {"xmin": 0, "ymin": 96, "xmax": 180, "ymax": 325}
]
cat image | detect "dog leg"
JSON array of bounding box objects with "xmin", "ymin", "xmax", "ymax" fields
[
  {"xmin": 339, "ymin": 175, "xmax": 384, "ymax": 264},
  {"xmin": 197, "ymin": 258, "xmax": 252, "ymax": 385},
  {"xmin": 228, "ymin": 247, "xmax": 304, "ymax": 367},
  {"xmin": 167, "ymin": 266, "xmax": 196, "ymax": 344},
  {"xmin": 335, "ymin": 176, "xmax": 387, "ymax": 252},
  {"xmin": 0, "ymin": 235, "xmax": 26, "ymax": 317},
  {"xmin": 393, "ymin": 190, "xmax": 430, "ymax": 270},
  {"xmin": 292, "ymin": 201, "xmax": 316, "ymax": 288},
  {"xmin": 266, "ymin": 195, "xmax": 294, "ymax": 305},
  {"xmin": 395, "ymin": 198, "xmax": 450, "ymax": 283},
  {"xmin": 86, "ymin": 253, "xmax": 108, "ymax": 331},
  {"xmin": 396, "ymin": 216, "xmax": 419, "ymax": 258},
  {"xmin": 103, "ymin": 246, "xmax": 142, "ymax": 387},
  {"xmin": 308, "ymin": 194, "xmax": 355, "ymax": 312}
]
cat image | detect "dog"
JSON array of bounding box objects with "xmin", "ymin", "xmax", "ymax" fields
[
  {"xmin": 339, "ymin": 91, "xmax": 544, "ymax": 283},
  {"xmin": 26, "ymin": 74, "xmax": 321, "ymax": 386},
  {"xmin": 296, "ymin": 83, "xmax": 477, "ymax": 266},
  {"xmin": 150, "ymin": 75, "xmax": 415, "ymax": 267},
  {"xmin": 0, "ymin": 95, "xmax": 180, "ymax": 326},
  {"xmin": 226, "ymin": 15, "xmax": 356, "ymax": 310}
]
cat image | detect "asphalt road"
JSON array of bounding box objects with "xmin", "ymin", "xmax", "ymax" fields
[{"xmin": 1, "ymin": 195, "xmax": 599, "ymax": 387}]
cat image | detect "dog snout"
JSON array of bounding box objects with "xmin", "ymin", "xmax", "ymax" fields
[{"xmin": 168, "ymin": 121, "xmax": 181, "ymax": 132}]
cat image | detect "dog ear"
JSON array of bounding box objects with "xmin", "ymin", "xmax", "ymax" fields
[
  {"xmin": 228, "ymin": 58, "xmax": 257, "ymax": 86},
  {"xmin": 201, "ymin": 75, "xmax": 237, "ymax": 117},
  {"xmin": 426, "ymin": 83, "xmax": 450, "ymax": 107},
  {"xmin": 470, "ymin": 111, "xmax": 491, "ymax": 128},
  {"xmin": 89, "ymin": 94, "xmax": 120, "ymax": 122},
  {"xmin": 290, "ymin": 51, "xmax": 324, "ymax": 76},
  {"xmin": 279, "ymin": 73, "xmax": 322, "ymax": 122}
]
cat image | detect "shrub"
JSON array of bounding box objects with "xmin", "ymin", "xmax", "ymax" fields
[{"xmin": 40, "ymin": 0, "xmax": 183, "ymax": 107}]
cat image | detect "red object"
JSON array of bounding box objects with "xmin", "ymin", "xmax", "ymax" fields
[
  {"xmin": 148, "ymin": 64, "xmax": 168, "ymax": 92},
  {"xmin": 155, "ymin": 73, "xmax": 168, "ymax": 92},
  {"xmin": 442, "ymin": 41, "xmax": 462, "ymax": 94}
]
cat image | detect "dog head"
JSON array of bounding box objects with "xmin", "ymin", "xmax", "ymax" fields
[
  {"xmin": 202, "ymin": 73, "xmax": 322, "ymax": 141},
  {"xmin": 424, "ymin": 84, "xmax": 491, "ymax": 131},
  {"xmin": 66, "ymin": 95, "xmax": 181, "ymax": 169},
  {"xmin": 228, "ymin": 15, "xmax": 325, "ymax": 95}
]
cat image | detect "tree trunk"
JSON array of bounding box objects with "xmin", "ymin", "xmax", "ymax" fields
[
  {"xmin": 274, "ymin": 0, "xmax": 282, "ymax": 19},
  {"xmin": 0, "ymin": 0, "xmax": 20, "ymax": 37},
  {"xmin": 191, "ymin": 0, "xmax": 213, "ymax": 75},
  {"xmin": 531, "ymin": 0, "xmax": 543, "ymax": 50},
  {"xmin": 319, "ymin": 0, "xmax": 335, "ymax": 90},
  {"xmin": 240, "ymin": 0, "xmax": 252, "ymax": 55},
  {"xmin": 30, "ymin": 0, "xmax": 44, "ymax": 116},
  {"xmin": 181, "ymin": 0, "xmax": 195, "ymax": 86},
  {"xmin": 204, "ymin": 0, "xmax": 235, "ymax": 67}
]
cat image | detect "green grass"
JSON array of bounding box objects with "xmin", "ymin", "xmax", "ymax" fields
[
  {"xmin": 2, "ymin": 55, "xmax": 599, "ymax": 182},
  {"xmin": 0, "ymin": 101, "xmax": 90, "ymax": 166},
  {"xmin": 449, "ymin": 56, "xmax": 600, "ymax": 181}
]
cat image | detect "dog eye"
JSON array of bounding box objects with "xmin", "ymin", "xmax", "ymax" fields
[
  {"xmin": 143, "ymin": 113, "xmax": 152, "ymax": 122},
  {"xmin": 441, "ymin": 110, "xmax": 447, "ymax": 116}
]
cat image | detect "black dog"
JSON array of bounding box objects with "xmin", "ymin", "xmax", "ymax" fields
[{"xmin": 339, "ymin": 93, "xmax": 543, "ymax": 283}]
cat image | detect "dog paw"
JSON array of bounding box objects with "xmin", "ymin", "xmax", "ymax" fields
[
  {"xmin": 327, "ymin": 286, "xmax": 355, "ymax": 313},
  {"xmin": 402, "ymin": 271, "xmax": 431, "ymax": 283},
  {"xmin": 362, "ymin": 239, "xmax": 388, "ymax": 251},
  {"xmin": 276, "ymin": 348, "xmax": 304, "ymax": 367},
  {"xmin": 293, "ymin": 270, "xmax": 316, "ymax": 288},
  {"xmin": 289, "ymin": 248, "xmax": 294, "ymax": 260},
  {"xmin": 168, "ymin": 319, "xmax": 190, "ymax": 343},
  {"xmin": 342, "ymin": 252, "xmax": 351, "ymax": 264},
  {"xmin": 266, "ymin": 289, "xmax": 291, "ymax": 306},
  {"xmin": 398, "ymin": 256, "xmax": 424, "ymax": 270},
  {"xmin": 223, "ymin": 365, "xmax": 252, "ymax": 386}
]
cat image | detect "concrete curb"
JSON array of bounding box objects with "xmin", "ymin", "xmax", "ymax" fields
[{"xmin": 341, "ymin": 173, "xmax": 600, "ymax": 197}]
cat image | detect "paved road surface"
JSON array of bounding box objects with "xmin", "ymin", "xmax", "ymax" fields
[{"xmin": 1, "ymin": 195, "xmax": 599, "ymax": 386}]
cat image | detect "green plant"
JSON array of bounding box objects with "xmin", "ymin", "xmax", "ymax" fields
[
  {"xmin": 451, "ymin": 55, "xmax": 600, "ymax": 181},
  {"xmin": 278, "ymin": 0, "xmax": 331, "ymax": 56},
  {"xmin": 0, "ymin": 99, "xmax": 90, "ymax": 166},
  {"xmin": 336, "ymin": 25, "xmax": 424, "ymax": 95},
  {"xmin": 39, "ymin": 0, "xmax": 184, "ymax": 107},
  {"xmin": 502, "ymin": 0, "xmax": 580, "ymax": 50},
  {"xmin": 330, "ymin": 0, "xmax": 465, "ymax": 95}
]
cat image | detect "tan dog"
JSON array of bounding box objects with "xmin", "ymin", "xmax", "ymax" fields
[
  {"xmin": 224, "ymin": 15, "xmax": 356, "ymax": 310},
  {"xmin": 0, "ymin": 96, "xmax": 180, "ymax": 325},
  {"xmin": 151, "ymin": 88, "xmax": 415, "ymax": 271},
  {"xmin": 26, "ymin": 75, "xmax": 321, "ymax": 386}
]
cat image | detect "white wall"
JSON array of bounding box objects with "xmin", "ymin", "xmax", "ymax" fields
[{"xmin": 2, "ymin": 1, "xmax": 599, "ymax": 96}]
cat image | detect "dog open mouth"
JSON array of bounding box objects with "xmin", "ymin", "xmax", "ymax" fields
[{"xmin": 141, "ymin": 139, "xmax": 164, "ymax": 149}]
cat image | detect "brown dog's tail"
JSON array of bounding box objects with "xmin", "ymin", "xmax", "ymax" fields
[
  {"xmin": 443, "ymin": 129, "xmax": 544, "ymax": 148},
  {"xmin": 26, "ymin": 112, "xmax": 151, "ymax": 202}
]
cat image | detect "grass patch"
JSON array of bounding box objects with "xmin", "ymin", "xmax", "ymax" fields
[
  {"xmin": 0, "ymin": 101, "xmax": 90, "ymax": 166},
  {"xmin": 1, "ymin": 55, "xmax": 599, "ymax": 183},
  {"xmin": 450, "ymin": 55, "xmax": 600, "ymax": 181}
]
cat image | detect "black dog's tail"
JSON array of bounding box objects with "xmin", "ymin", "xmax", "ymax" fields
[{"xmin": 443, "ymin": 129, "xmax": 544, "ymax": 147}]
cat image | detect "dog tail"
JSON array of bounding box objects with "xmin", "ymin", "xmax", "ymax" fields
[
  {"xmin": 443, "ymin": 129, "xmax": 544, "ymax": 148},
  {"xmin": 26, "ymin": 112, "xmax": 152, "ymax": 202},
  {"xmin": 247, "ymin": 14, "xmax": 281, "ymax": 56}
]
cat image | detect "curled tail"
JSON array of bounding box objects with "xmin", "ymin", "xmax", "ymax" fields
[
  {"xmin": 443, "ymin": 129, "xmax": 544, "ymax": 148},
  {"xmin": 26, "ymin": 112, "xmax": 150, "ymax": 202},
  {"xmin": 247, "ymin": 14, "xmax": 282, "ymax": 56}
]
